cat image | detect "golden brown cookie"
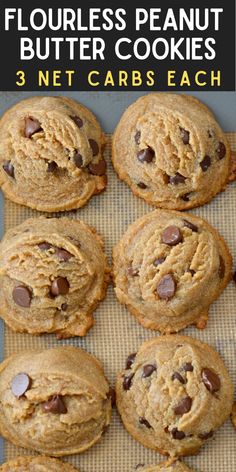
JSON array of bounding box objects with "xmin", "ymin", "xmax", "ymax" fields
[
  {"xmin": 116, "ymin": 335, "xmax": 233, "ymax": 457},
  {"xmin": 137, "ymin": 459, "xmax": 195, "ymax": 471},
  {"xmin": 0, "ymin": 96, "xmax": 106, "ymax": 212},
  {"xmin": 112, "ymin": 93, "xmax": 230, "ymax": 209},
  {"xmin": 0, "ymin": 346, "xmax": 112, "ymax": 456},
  {"xmin": 113, "ymin": 209, "xmax": 231, "ymax": 333},
  {"xmin": 231, "ymin": 402, "xmax": 236, "ymax": 428},
  {"xmin": 0, "ymin": 456, "xmax": 79, "ymax": 471},
  {"xmin": 0, "ymin": 217, "xmax": 110, "ymax": 338}
]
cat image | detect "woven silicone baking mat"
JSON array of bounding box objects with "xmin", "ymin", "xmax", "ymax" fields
[{"xmin": 2, "ymin": 133, "xmax": 236, "ymax": 472}]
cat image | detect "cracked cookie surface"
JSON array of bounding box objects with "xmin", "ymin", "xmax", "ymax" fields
[
  {"xmin": 113, "ymin": 209, "xmax": 231, "ymax": 333},
  {"xmin": 0, "ymin": 456, "xmax": 79, "ymax": 471},
  {"xmin": 0, "ymin": 346, "xmax": 112, "ymax": 456},
  {"xmin": 112, "ymin": 93, "xmax": 230, "ymax": 209},
  {"xmin": 116, "ymin": 335, "xmax": 233, "ymax": 457},
  {"xmin": 0, "ymin": 96, "xmax": 106, "ymax": 212},
  {"xmin": 0, "ymin": 217, "xmax": 109, "ymax": 338}
]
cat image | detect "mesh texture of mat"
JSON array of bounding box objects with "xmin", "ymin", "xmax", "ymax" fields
[{"xmin": 3, "ymin": 133, "xmax": 236, "ymax": 472}]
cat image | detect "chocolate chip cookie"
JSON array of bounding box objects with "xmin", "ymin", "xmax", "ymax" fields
[
  {"xmin": 113, "ymin": 209, "xmax": 231, "ymax": 333},
  {"xmin": 0, "ymin": 217, "xmax": 110, "ymax": 338},
  {"xmin": 0, "ymin": 96, "xmax": 106, "ymax": 212},
  {"xmin": 137, "ymin": 459, "xmax": 195, "ymax": 471},
  {"xmin": 116, "ymin": 335, "xmax": 233, "ymax": 457},
  {"xmin": 0, "ymin": 456, "xmax": 79, "ymax": 471},
  {"xmin": 0, "ymin": 346, "xmax": 112, "ymax": 455},
  {"xmin": 112, "ymin": 93, "xmax": 230, "ymax": 209}
]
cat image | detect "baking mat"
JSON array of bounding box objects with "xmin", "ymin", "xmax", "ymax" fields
[{"xmin": 2, "ymin": 133, "xmax": 236, "ymax": 472}]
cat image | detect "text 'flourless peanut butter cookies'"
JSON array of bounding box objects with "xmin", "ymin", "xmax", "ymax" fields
[
  {"xmin": 0, "ymin": 96, "xmax": 107, "ymax": 212},
  {"xmin": 0, "ymin": 346, "xmax": 112, "ymax": 456},
  {"xmin": 0, "ymin": 456, "xmax": 80, "ymax": 472},
  {"xmin": 116, "ymin": 335, "xmax": 233, "ymax": 457},
  {"xmin": 113, "ymin": 209, "xmax": 231, "ymax": 333},
  {"xmin": 112, "ymin": 93, "xmax": 230, "ymax": 209},
  {"xmin": 137, "ymin": 459, "xmax": 195, "ymax": 472},
  {"xmin": 0, "ymin": 217, "xmax": 110, "ymax": 338}
]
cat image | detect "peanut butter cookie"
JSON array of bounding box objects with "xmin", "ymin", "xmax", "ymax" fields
[
  {"xmin": 0, "ymin": 456, "xmax": 79, "ymax": 471},
  {"xmin": 112, "ymin": 93, "xmax": 230, "ymax": 209},
  {"xmin": 0, "ymin": 96, "xmax": 106, "ymax": 211},
  {"xmin": 113, "ymin": 209, "xmax": 231, "ymax": 333},
  {"xmin": 0, "ymin": 217, "xmax": 110, "ymax": 338},
  {"xmin": 116, "ymin": 335, "xmax": 233, "ymax": 457},
  {"xmin": 0, "ymin": 346, "xmax": 112, "ymax": 456},
  {"xmin": 137, "ymin": 459, "xmax": 195, "ymax": 471}
]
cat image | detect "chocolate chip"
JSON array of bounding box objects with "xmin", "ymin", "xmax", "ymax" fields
[
  {"xmin": 171, "ymin": 428, "xmax": 186, "ymax": 440},
  {"xmin": 13, "ymin": 286, "xmax": 32, "ymax": 308},
  {"xmin": 123, "ymin": 373, "xmax": 134, "ymax": 391},
  {"xmin": 198, "ymin": 430, "xmax": 214, "ymax": 440},
  {"xmin": 55, "ymin": 248, "xmax": 72, "ymax": 262},
  {"xmin": 137, "ymin": 182, "xmax": 147, "ymax": 189},
  {"xmin": 171, "ymin": 372, "xmax": 186, "ymax": 384},
  {"xmin": 88, "ymin": 159, "xmax": 106, "ymax": 176},
  {"xmin": 157, "ymin": 274, "xmax": 176, "ymax": 300},
  {"xmin": 25, "ymin": 117, "xmax": 42, "ymax": 138},
  {"xmin": 218, "ymin": 256, "xmax": 225, "ymax": 279},
  {"xmin": 102, "ymin": 424, "xmax": 109, "ymax": 435},
  {"xmin": 43, "ymin": 395, "xmax": 67, "ymax": 414},
  {"xmin": 139, "ymin": 417, "xmax": 152, "ymax": 428},
  {"xmin": 126, "ymin": 353, "xmax": 137, "ymax": 369},
  {"xmin": 50, "ymin": 277, "xmax": 69, "ymax": 296},
  {"xmin": 127, "ymin": 266, "xmax": 139, "ymax": 277},
  {"xmin": 89, "ymin": 139, "xmax": 99, "ymax": 156},
  {"xmin": 200, "ymin": 155, "xmax": 211, "ymax": 172},
  {"xmin": 180, "ymin": 127, "xmax": 190, "ymax": 145},
  {"xmin": 11, "ymin": 373, "xmax": 31, "ymax": 398},
  {"xmin": 38, "ymin": 242, "xmax": 52, "ymax": 250},
  {"xmin": 74, "ymin": 153, "xmax": 83, "ymax": 168},
  {"xmin": 233, "ymin": 271, "xmax": 236, "ymax": 283},
  {"xmin": 169, "ymin": 173, "xmax": 186, "ymax": 185},
  {"xmin": 61, "ymin": 303, "xmax": 68, "ymax": 311},
  {"xmin": 137, "ymin": 147, "xmax": 155, "ymax": 163},
  {"xmin": 142, "ymin": 364, "xmax": 156, "ymax": 378},
  {"xmin": 181, "ymin": 193, "xmax": 191, "ymax": 202},
  {"xmin": 201, "ymin": 368, "xmax": 221, "ymax": 393},
  {"xmin": 47, "ymin": 161, "xmax": 57, "ymax": 172},
  {"xmin": 187, "ymin": 269, "xmax": 195, "ymax": 276},
  {"xmin": 208, "ymin": 130, "xmax": 213, "ymax": 138},
  {"xmin": 183, "ymin": 363, "xmax": 193, "ymax": 372},
  {"xmin": 70, "ymin": 115, "xmax": 83, "ymax": 128},
  {"xmin": 3, "ymin": 161, "xmax": 14, "ymax": 178},
  {"xmin": 174, "ymin": 396, "xmax": 192, "ymax": 415},
  {"xmin": 183, "ymin": 219, "xmax": 198, "ymax": 233},
  {"xmin": 216, "ymin": 142, "xmax": 226, "ymax": 160},
  {"xmin": 153, "ymin": 257, "xmax": 166, "ymax": 266},
  {"xmin": 107, "ymin": 387, "xmax": 116, "ymax": 407},
  {"xmin": 135, "ymin": 131, "xmax": 141, "ymax": 144},
  {"xmin": 161, "ymin": 226, "xmax": 182, "ymax": 246}
]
